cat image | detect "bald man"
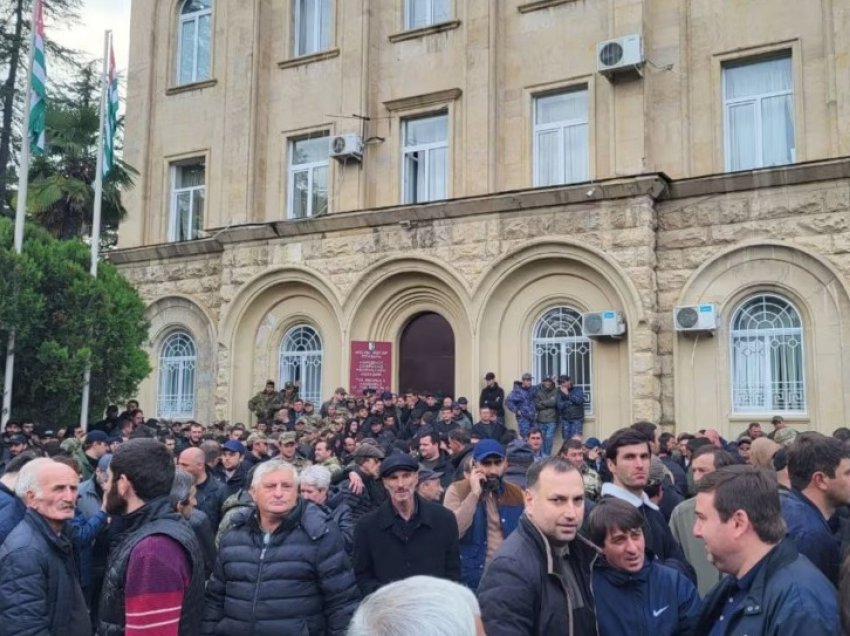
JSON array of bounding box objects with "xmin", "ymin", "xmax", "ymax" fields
[
  {"xmin": 178, "ymin": 447, "xmax": 226, "ymax": 531},
  {"xmin": 0, "ymin": 459, "xmax": 91, "ymax": 635}
]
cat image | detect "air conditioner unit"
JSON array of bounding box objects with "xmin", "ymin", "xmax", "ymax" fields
[
  {"xmin": 674, "ymin": 304, "xmax": 719, "ymax": 333},
  {"xmin": 329, "ymin": 134, "xmax": 363, "ymax": 161},
  {"xmin": 581, "ymin": 311, "xmax": 626, "ymax": 338},
  {"xmin": 597, "ymin": 34, "xmax": 644, "ymax": 79}
]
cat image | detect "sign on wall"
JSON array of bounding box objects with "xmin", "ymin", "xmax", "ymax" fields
[{"xmin": 349, "ymin": 341, "xmax": 392, "ymax": 396}]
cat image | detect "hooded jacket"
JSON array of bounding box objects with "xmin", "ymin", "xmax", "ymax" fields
[{"xmin": 593, "ymin": 553, "xmax": 701, "ymax": 636}]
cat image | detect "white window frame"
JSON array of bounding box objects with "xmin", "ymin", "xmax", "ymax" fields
[
  {"xmin": 532, "ymin": 88, "xmax": 589, "ymax": 187},
  {"xmin": 169, "ymin": 161, "xmax": 205, "ymax": 242},
  {"xmin": 532, "ymin": 307, "xmax": 593, "ymax": 415},
  {"xmin": 401, "ymin": 112, "xmax": 448, "ymax": 204},
  {"xmin": 176, "ymin": 0, "xmax": 212, "ymax": 85},
  {"xmin": 157, "ymin": 331, "xmax": 197, "ymax": 420},
  {"xmin": 729, "ymin": 293, "xmax": 806, "ymax": 415},
  {"xmin": 288, "ymin": 133, "xmax": 329, "ymax": 219},
  {"xmin": 722, "ymin": 55, "xmax": 795, "ymax": 172},
  {"xmin": 293, "ymin": 0, "xmax": 332, "ymax": 57},
  {"xmin": 279, "ymin": 325, "xmax": 323, "ymax": 404},
  {"xmin": 405, "ymin": 0, "xmax": 450, "ymax": 30}
]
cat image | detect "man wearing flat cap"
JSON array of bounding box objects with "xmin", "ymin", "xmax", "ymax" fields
[
  {"xmin": 338, "ymin": 443, "xmax": 386, "ymax": 523},
  {"xmin": 352, "ymin": 452, "xmax": 461, "ymax": 595}
]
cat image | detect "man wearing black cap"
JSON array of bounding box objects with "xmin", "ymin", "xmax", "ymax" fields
[
  {"xmin": 479, "ymin": 372, "xmax": 505, "ymax": 421},
  {"xmin": 352, "ymin": 453, "xmax": 461, "ymax": 594},
  {"xmin": 213, "ymin": 440, "xmax": 249, "ymax": 497}
]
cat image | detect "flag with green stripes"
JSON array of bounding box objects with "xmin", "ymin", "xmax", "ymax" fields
[
  {"xmin": 103, "ymin": 39, "xmax": 119, "ymax": 176},
  {"xmin": 29, "ymin": 0, "xmax": 46, "ymax": 155}
]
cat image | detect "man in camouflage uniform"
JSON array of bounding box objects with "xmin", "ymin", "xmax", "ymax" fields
[
  {"xmin": 560, "ymin": 438, "xmax": 601, "ymax": 501},
  {"xmin": 277, "ymin": 431, "xmax": 311, "ymax": 472},
  {"xmin": 248, "ymin": 380, "xmax": 277, "ymax": 421}
]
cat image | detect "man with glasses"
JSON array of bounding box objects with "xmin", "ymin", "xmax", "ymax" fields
[{"xmin": 443, "ymin": 440, "xmax": 524, "ymax": 590}]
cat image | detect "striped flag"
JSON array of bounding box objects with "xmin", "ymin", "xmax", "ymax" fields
[
  {"xmin": 29, "ymin": 0, "xmax": 46, "ymax": 155},
  {"xmin": 103, "ymin": 38, "xmax": 119, "ymax": 176}
]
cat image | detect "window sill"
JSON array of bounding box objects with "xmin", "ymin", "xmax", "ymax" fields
[
  {"xmin": 518, "ymin": 0, "xmax": 576, "ymax": 13},
  {"xmin": 277, "ymin": 48, "xmax": 340, "ymax": 70},
  {"xmin": 165, "ymin": 79, "xmax": 218, "ymax": 96},
  {"xmin": 389, "ymin": 20, "xmax": 461, "ymax": 43}
]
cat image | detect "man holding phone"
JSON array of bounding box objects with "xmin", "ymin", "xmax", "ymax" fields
[{"xmin": 443, "ymin": 440, "xmax": 525, "ymax": 590}]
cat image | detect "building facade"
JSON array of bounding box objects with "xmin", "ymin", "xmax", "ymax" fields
[{"xmin": 113, "ymin": 0, "xmax": 850, "ymax": 439}]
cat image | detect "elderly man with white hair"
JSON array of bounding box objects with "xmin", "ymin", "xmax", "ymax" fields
[
  {"xmin": 300, "ymin": 464, "xmax": 355, "ymax": 554},
  {"xmin": 202, "ymin": 459, "xmax": 359, "ymax": 635},
  {"xmin": 0, "ymin": 457, "xmax": 91, "ymax": 636},
  {"xmin": 348, "ymin": 575, "xmax": 485, "ymax": 636}
]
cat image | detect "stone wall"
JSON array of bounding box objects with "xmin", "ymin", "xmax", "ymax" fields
[{"xmin": 114, "ymin": 163, "xmax": 850, "ymax": 437}]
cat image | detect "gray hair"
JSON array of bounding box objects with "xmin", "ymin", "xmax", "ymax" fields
[
  {"xmin": 300, "ymin": 465, "xmax": 331, "ymax": 491},
  {"xmin": 169, "ymin": 470, "xmax": 195, "ymax": 509},
  {"xmin": 250, "ymin": 459, "xmax": 300, "ymax": 488},
  {"xmin": 347, "ymin": 576, "xmax": 480, "ymax": 636},
  {"xmin": 13, "ymin": 458, "xmax": 55, "ymax": 499}
]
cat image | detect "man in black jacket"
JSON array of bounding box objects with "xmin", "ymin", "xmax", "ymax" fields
[
  {"xmin": 479, "ymin": 372, "xmax": 505, "ymax": 421},
  {"xmin": 353, "ymin": 453, "xmax": 461, "ymax": 595},
  {"xmin": 0, "ymin": 458, "xmax": 91, "ymax": 636},
  {"xmin": 178, "ymin": 447, "xmax": 226, "ymax": 531},
  {"xmin": 203, "ymin": 459, "xmax": 359, "ymax": 635},
  {"xmin": 478, "ymin": 457, "xmax": 599, "ymax": 636}
]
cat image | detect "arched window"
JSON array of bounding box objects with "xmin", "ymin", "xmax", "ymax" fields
[
  {"xmin": 730, "ymin": 294, "xmax": 806, "ymax": 413},
  {"xmin": 158, "ymin": 331, "xmax": 196, "ymax": 419},
  {"xmin": 177, "ymin": 0, "xmax": 212, "ymax": 85},
  {"xmin": 279, "ymin": 325, "xmax": 323, "ymax": 404},
  {"xmin": 532, "ymin": 307, "xmax": 592, "ymax": 413}
]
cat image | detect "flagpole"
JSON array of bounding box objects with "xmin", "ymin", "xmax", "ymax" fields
[
  {"xmin": 2, "ymin": 0, "xmax": 40, "ymax": 428},
  {"xmin": 79, "ymin": 29, "xmax": 111, "ymax": 431}
]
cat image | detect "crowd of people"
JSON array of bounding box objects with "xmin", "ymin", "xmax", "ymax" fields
[{"xmin": 0, "ymin": 371, "xmax": 849, "ymax": 635}]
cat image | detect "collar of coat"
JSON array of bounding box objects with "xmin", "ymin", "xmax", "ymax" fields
[
  {"xmin": 519, "ymin": 513, "xmax": 601, "ymax": 577},
  {"xmin": 376, "ymin": 493, "xmax": 433, "ymax": 529}
]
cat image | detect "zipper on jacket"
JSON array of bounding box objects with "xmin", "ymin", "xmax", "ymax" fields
[{"xmin": 251, "ymin": 531, "xmax": 271, "ymax": 614}]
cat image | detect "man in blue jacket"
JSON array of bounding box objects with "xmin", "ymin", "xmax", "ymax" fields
[
  {"xmin": 694, "ymin": 465, "xmax": 839, "ymax": 635},
  {"xmin": 588, "ymin": 497, "xmax": 700, "ymax": 636},
  {"xmin": 781, "ymin": 431, "xmax": 850, "ymax": 586},
  {"xmin": 505, "ymin": 373, "xmax": 536, "ymax": 440}
]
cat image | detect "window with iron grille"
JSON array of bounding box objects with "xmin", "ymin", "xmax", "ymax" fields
[
  {"xmin": 279, "ymin": 326, "xmax": 323, "ymax": 404},
  {"xmin": 730, "ymin": 294, "xmax": 806, "ymax": 413},
  {"xmin": 158, "ymin": 331, "xmax": 196, "ymax": 419},
  {"xmin": 532, "ymin": 307, "xmax": 592, "ymax": 414}
]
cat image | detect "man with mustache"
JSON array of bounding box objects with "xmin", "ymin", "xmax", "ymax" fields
[
  {"xmin": 353, "ymin": 453, "xmax": 461, "ymax": 595},
  {"xmin": 0, "ymin": 458, "xmax": 91, "ymax": 636},
  {"xmin": 98, "ymin": 439, "xmax": 205, "ymax": 635}
]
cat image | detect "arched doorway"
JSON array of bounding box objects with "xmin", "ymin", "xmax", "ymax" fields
[{"xmin": 399, "ymin": 312, "xmax": 455, "ymax": 397}]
